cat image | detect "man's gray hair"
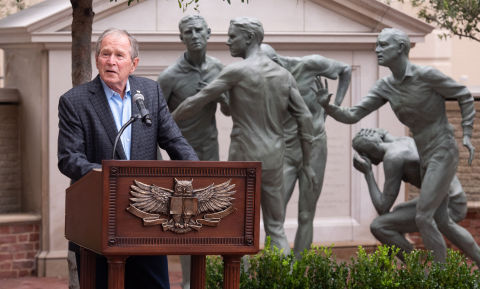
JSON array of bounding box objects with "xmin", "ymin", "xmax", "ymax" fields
[
  {"xmin": 380, "ymin": 28, "xmax": 411, "ymax": 56},
  {"xmin": 95, "ymin": 28, "xmax": 139, "ymax": 61},
  {"xmin": 178, "ymin": 15, "xmax": 208, "ymax": 33},
  {"xmin": 230, "ymin": 17, "xmax": 264, "ymax": 44}
]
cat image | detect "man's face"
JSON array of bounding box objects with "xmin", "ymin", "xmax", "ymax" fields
[
  {"xmin": 357, "ymin": 141, "xmax": 383, "ymax": 165},
  {"xmin": 226, "ymin": 25, "xmax": 248, "ymax": 59},
  {"xmin": 375, "ymin": 32, "xmax": 400, "ymax": 67},
  {"xmin": 95, "ymin": 33, "xmax": 139, "ymax": 94},
  {"xmin": 180, "ymin": 19, "xmax": 210, "ymax": 52}
]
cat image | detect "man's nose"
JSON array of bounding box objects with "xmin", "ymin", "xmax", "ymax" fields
[{"xmin": 106, "ymin": 55, "xmax": 116, "ymax": 64}]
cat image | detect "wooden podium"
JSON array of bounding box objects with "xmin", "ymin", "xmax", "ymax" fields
[{"xmin": 65, "ymin": 160, "xmax": 261, "ymax": 289}]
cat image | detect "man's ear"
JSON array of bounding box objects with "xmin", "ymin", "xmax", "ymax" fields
[
  {"xmin": 398, "ymin": 42, "xmax": 405, "ymax": 55},
  {"xmin": 130, "ymin": 57, "xmax": 139, "ymax": 74},
  {"xmin": 179, "ymin": 34, "xmax": 184, "ymax": 43},
  {"xmin": 246, "ymin": 32, "xmax": 255, "ymax": 45},
  {"xmin": 207, "ymin": 28, "xmax": 211, "ymax": 39}
]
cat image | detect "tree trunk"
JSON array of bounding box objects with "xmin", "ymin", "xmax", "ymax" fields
[
  {"xmin": 68, "ymin": 1, "xmax": 95, "ymax": 288},
  {"xmin": 70, "ymin": 0, "xmax": 94, "ymax": 87}
]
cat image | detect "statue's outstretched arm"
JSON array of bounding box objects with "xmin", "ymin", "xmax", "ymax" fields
[
  {"xmin": 314, "ymin": 76, "xmax": 384, "ymax": 124},
  {"xmin": 172, "ymin": 72, "xmax": 233, "ymax": 121}
]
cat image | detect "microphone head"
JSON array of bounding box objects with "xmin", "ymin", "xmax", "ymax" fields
[{"xmin": 133, "ymin": 92, "xmax": 145, "ymax": 102}]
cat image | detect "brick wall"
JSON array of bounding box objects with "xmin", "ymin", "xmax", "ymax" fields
[
  {"xmin": 0, "ymin": 221, "xmax": 40, "ymax": 278},
  {"xmin": 0, "ymin": 104, "xmax": 21, "ymax": 213}
]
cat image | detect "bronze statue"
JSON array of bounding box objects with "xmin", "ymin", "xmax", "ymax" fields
[
  {"xmin": 172, "ymin": 17, "xmax": 316, "ymax": 255},
  {"xmin": 158, "ymin": 15, "xmax": 228, "ymax": 161},
  {"xmin": 157, "ymin": 15, "xmax": 229, "ymax": 289},
  {"xmin": 353, "ymin": 128, "xmax": 480, "ymax": 265},
  {"xmin": 316, "ymin": 28, "xmax": 476, "ymax": 263},
  {"xmin": 261, "ymin": 43, "xmax": 352, "ymax": 257}
]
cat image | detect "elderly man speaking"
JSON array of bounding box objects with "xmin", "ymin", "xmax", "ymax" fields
[{"xmin": 58, "ymin": 28, "xmax": 198, "ymax": 289}]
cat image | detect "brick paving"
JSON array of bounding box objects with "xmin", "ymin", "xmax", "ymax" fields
[
  {"xmin": 0, "ymin": 256, "xmax": 184, "ymax": 289},
  {"xmin": 0, "ymin": 272, "xmax": 183, "ymax": 289}
]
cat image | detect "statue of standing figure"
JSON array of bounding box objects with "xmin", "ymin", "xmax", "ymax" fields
[
  {"xmin": 260, "ymin": 44, "xmax": 352, "ymax": 257},
  {"xmin": 157, "ymin": 15, "xmax": 229, "ymax": 289},
  {"xmin": 352, "ymin": 128, "xmax": 480, "ymax": 265},
  {"xmin": 172, "ymin": 17, "xmax": 316, "ymax": 255},
  {"xmin": 316, "ymin": 27, "xmax": 476, "ymax": 263}
]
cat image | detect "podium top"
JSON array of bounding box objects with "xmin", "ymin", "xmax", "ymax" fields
[{"xmin": 66, "ymin": 160, "xmax": 262, "ymax": 255}]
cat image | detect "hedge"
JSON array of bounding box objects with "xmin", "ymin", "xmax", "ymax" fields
[{"xmin": 206, "ymin": 238, "xmax": 480, "ymax": 289}]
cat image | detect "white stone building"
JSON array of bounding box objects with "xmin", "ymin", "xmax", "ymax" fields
[{"xmin": 0, "ymin": 0, "xmax": 436, "ymax": 277}]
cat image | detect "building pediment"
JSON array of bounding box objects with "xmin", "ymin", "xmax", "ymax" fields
[{"xmin": 0, "ymin": 0, "xmax": 433, "ymax": 46}]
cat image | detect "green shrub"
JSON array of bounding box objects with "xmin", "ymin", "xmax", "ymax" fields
[
  {"xmin": 427, "ymin": 249, "xmax": 480, "ymax": 289},
  {"xmin": 397, "ymin": 249, "xmax": 433, "ymax": 289},
  {"xmin": 205, "ymin": 241, "xmax": 480, "ymax": 289},
  {"xmin": 206, "ymin": 255, "xmax": 224, "ymax": 289},
  {"xmin": 302, "ymin": 246, "xmax": 348, "ymax": 289},
  {"xmin": 241, "ymin": 238, "xmax": 301, "ymax": 289},
  {"xmin": 347, "ymin": 245, "xmax": 401, "ymax": 289}
]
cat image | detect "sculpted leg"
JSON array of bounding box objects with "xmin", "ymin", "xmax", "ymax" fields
[
  {"xmin": 294, "ymin": 137, "xmax": 327, "ymax": 257},
  {"xmin": 447, "ymin": 176, "xmax": 467, "ymax": 223},
  {"xmin": 435, "ymin": 200, "xmax": 480, "ymax": 266},
  {"xmin": 416, "ymin": 149, "xmax": 457, "ymax": 263},
  {"xmin": 261, "ymin": 168, "xmax": 291, "ymax": 255},
  {"xmin": 282, "ymin": 151, "xmax": 301, "ymax": 211},
  {"xmin": 370, "ymin": 201, "xmax": 417, "ymax": 260}
]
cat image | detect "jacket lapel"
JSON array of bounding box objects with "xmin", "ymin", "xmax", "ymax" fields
[
  {"xmin": 88, "ymin": 76, "xmax": 127, "ymax": 160},
  {"xmin": 129, "ymin": 75, "xmax": 146, "ymax": 160}
]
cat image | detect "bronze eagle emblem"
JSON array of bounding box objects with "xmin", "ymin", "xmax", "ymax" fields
[{"xmin": 126, "ymin": 178, "xmax": 236, "ymax": 233}]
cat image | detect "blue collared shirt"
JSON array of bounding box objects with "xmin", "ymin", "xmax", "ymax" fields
[{"xmin": 100, "ymin": 79, "xmax": 132, "ymax": 160}]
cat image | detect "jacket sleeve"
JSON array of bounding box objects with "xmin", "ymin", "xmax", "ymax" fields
[{"xmin": 57, "ymin": 93, "xmax": 101, "ymax": 182}]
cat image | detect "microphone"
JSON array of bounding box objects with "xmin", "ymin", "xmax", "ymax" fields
[
  {"xmin": 112, "ymin": 114, "xmax": 141, "ymax": 159},
  {"xmin": 133, "ymin": 91, "xmax": 152, "ymax": 126}
]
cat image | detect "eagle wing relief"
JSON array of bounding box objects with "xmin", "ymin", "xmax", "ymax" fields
[
  {"xmin": 194, "ymin": 179, "xmax": 236, "ymax": 226},
  {"xmin": 126, "ymin": 180, "xmax": 172, "ymax": 226},
  {"xmin": 126, "ymin": 178, "xmax": 237, "ymax": 233}
]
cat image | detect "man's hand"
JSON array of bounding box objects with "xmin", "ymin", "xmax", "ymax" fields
[
  {"xmin": 197, "ymin": 81, "xmax": 209, "ymax": 91},
  {"xmin": 219, "ymin": 94, "xmax": 230, "ymax": 116},
  {"xmin": 302, "ymin": 164, "xmax": 318, "ymax": 191},
  {"xmin": 313, "ymin": 76, "xmax": 332, "ymax": 108},
  {"xmin": 171, "ymin": 97, "xmax": 197, "ymax": 121},
  {"xmin": 353, "ymin": 153, "xmax": 372, "ymax": 174},
  {"xmin": 463, "ymin": 135, "xmax": 475, "ymax": 166}
]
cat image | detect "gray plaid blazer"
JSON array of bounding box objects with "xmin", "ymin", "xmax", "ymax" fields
[{"xmin": 58, "ymin": 75, "xmax": 198, "ymax": 182}]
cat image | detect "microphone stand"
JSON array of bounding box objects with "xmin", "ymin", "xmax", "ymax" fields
[{"xmin": 112, "ymin": 114, "xmax": 141, "ymax": 160}]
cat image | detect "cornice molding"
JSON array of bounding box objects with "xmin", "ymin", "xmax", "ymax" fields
[
  {"xmin": 0, "ymin": 31, "xmax": 427, "ymax": 49},
  {"xmin": 0, "ymin": 0, "xmax": 433, "ymax": 47}
]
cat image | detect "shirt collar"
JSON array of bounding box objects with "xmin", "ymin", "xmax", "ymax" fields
[
  {"xmin": 400, "ymin": 61, "xmax": 414, "ymax": 82},
  {"xmin": 177, "ymin": 52, "xmax": 204, "ymax": 73},
  {"xmin": 100, "ymin": 78, "xmax": 131, "ymax": 99}
]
